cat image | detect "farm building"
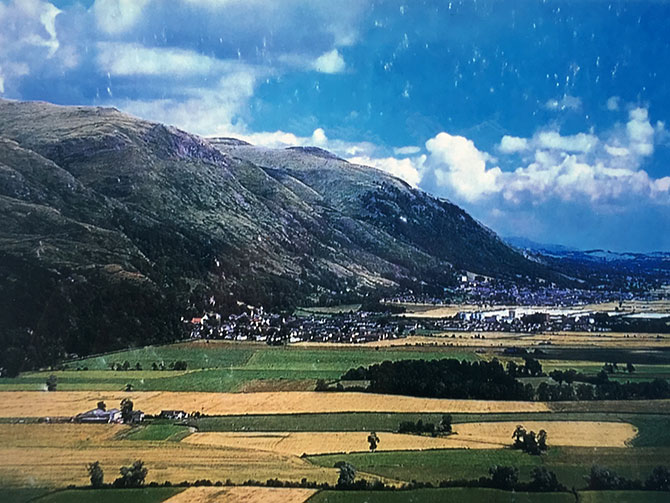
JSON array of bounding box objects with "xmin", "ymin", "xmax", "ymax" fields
[
  {"xmin": 74, "ymin": 407, "xmax": 121, "ymax": 423},
  {"xmin": 160, "ymin": 410, "xmax": 189, "ymax": 420}
]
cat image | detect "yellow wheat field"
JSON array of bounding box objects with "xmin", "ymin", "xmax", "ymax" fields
[
  {"xmin": 163, "ymin": 486, "xmax": 317, "ymax": 503},
  {"xmin": 0, "ymin": 391, "xmax": 550, "ymax": 418},
  {"xmin": 362, "ymin": 332, "xmax": 670, "ymax": 349},
  {"xmin": 0, "ymin": 424, "xmax": 336, "ymax": 488},
  {"xmin": 182, "ymin": 420, "xmax": 636, "ymax": 455}
]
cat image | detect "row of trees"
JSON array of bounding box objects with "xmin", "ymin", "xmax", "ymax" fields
[
  {"xmin": 587, "ymin": 465, "xmax": 670, "ymax": 491},
  {"xmin": 107, "ymin": 360, "xmax": 188, "ymax": 371},
  {"xmin": 87, "ymin": 460, "xmax": 147, "ymax": 488},
  {"xmin": 340, "ymin": 357, "xmax": 670, "ymax": 402},
  {"xmin": 512, "ymin": 425, "xmax": 548, "ymax": 455},
  {"xmin": 397, "ymin": 415, "xmax": 453, "ymax": 436},
  {"xmin": 342, "ymin": 359, "xmax": 535, "ymax": 400}
]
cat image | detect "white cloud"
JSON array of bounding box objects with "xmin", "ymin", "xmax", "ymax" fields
[
  {"xmin": 0, "ymin": 0, "xmax": 68, "ymax": 95},
  {"xmin": 393, "ymin": 145, "xmax": 421, "ymax": 156},
  {"xmin": 425, "ymin": 132, "xmax": 501, "ymax": 201},
  {"xmin": 96, "ymin": 42, "xmax": 248, "ymax": 77},
  {"xmin": 349, "ymin": 155, "xmax": 425, "ymax": 188},
  {"xmin": 311, "ymin": 127, "xmax": 327, "ymax": 146},
  {"xmin": 606, "ymin": 96, "xmax": 620, "ymax": 111},
  {"xmin": 604, "ymin": 144, "xmax": 630, "ymax": 157},
  {"xmin": 536, "ymin": 131, "xmax": 598, "ymax": 153},
  {"xmin": 498, "ymin": 135, "xmax": 529, "ymax": 153},
  {"xmin": 93, "ymin": 0, "xmax": 150, "ymax": 35},
  {"xmin": 313, "ymin": 49, "xmax": 346, "ymax": 74},
  {"xmin": 119, "ymin": 72, "xmax": 257, "ymax": 136},
  {"xmin": 627, "ymin": 107, "xmax": 654, "ymax": 156},
  {"xmin": 419, "ymin": 105, "xmax": 670, "ymax": 208}
]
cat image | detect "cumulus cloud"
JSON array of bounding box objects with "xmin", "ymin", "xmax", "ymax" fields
[
  {"xmin": 498, "ymin": 135, "xmax": 529, "ymax": 153},
  {"xmin": 93, "ymin": 0, "xmax": 149, "ymax": 35},
  {"xmin": 313, "ymin": 49, "xmax": 346, "ymax": 74},
  {"xmin": 421, "ymin": 106, "xmax": 670, "ymax": 209},
  {"xmin": 0, "ymin": 0, "xmax": 70, "ymax": 95},
  {"xmin": 425, "ymin": 133, "xmax": 501, "ymax": 201},
  {"xmin": 536, "ymin": 131, "xmax": 598, "ymax": 153},
  {"xmin": 627, "ymin": 107, "xmax": 655, "ymax": 156},
  {"xmin": 349, "ymin": 155, "xmax": 425, "ymax": 188}
]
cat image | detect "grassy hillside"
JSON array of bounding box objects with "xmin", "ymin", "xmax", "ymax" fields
[{"xmin": 0, "ymin": 99, "xmax": 554, "ymax": 373}]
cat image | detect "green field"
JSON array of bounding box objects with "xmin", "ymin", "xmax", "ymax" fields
[
  {"xmin": 309, "ymin": 487, "xmax": 574, "ymax": 502},
  {"xmin": 0, "ymin": 343, "xmax": 477, "ymax": 392},
  {"xmin": 308, "ymin": 447, "xmax": 670, "ymax": 488},
  {"xmin": 1, "ymin": 488, "xmax": 51, "ymax": 503},
  {"xmin": 123, "ymin": 424, "xmax": 192, "ymax": 442}
]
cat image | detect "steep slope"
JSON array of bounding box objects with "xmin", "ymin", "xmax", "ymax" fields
[{"xmin": 0, "ymin": 99, "xmax": 553, "ymax": 372}]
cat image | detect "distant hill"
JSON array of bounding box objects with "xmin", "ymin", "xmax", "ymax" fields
[{"xmin": 0, "ymin": 99, "xmax": 555, "ymax": 373}]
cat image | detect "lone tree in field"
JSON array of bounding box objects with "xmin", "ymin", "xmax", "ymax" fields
[
  {"xmin": 87, "ymin": 461, "xmax": 104, "ymax": 488},
  {"xmin": 114, "ymin": 460, "xmax": 148, "ymax": 488},
  {"xmin": 367, "ymin": 432, "xmax": 380, "ymax": 452},
  {"xmin": 46, "ymin": 374, "xmax": 57, "ymax": 391},
  {"xmin": 538, "ymin": 429, "xmax": 548, "ymax": 452},
  {"xmin": 335, "ymin": 461, "xmax": 356, "ymax": 487},
  {"xmin": 439, "ymin": 414, "xmax": 453, "ymax": 434},
  {"xmin": 120, "ymin": 398, "xmax": 134, "ymax": 422},
  {"xmin": 512, "ymin": 425, "xmax": 526, "ymax": 449}
]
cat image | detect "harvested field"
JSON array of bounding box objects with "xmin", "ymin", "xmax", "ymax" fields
[
  {"xmin": 453, "ymin": 421, "xmax": 636, "ymax": 448},
  {"xmin": 182, "ymin": 421, "xmax": 636, "ymax": 455},
  {"xmin": 163, "ymin": 486, "xmax": 317, "ymax": 503},
  {"xmin": 362, "ymin": 332, "xmax": 670, "ymax": 349},
  {"xmin": 0, "ymin": 391, "xmax": 550, "ymax": 418},
  {"xmin": 0, "ymin": 424, "xmax": 336, "ymax": 488}
]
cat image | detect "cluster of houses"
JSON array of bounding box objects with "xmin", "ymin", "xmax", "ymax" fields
[
  {"xmin": 384, "ymin": 281, "xmax": 634, "ymax": 308},
  {"xmin": 186, "ymin": 306, "xmax": 400, "ymax": 344},
  {"xmin": 74, "ymin": 405, "xmax": 189, "ymax": 424}
]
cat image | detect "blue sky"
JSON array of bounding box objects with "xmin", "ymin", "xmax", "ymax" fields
[{"xmin": 1, "ymin": 0, "xmax": 669, "ymax": 252}]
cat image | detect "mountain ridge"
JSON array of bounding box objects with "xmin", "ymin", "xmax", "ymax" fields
[{"xmin": 0, "ymin": 98, "xmax": 556, "ymax": 373}]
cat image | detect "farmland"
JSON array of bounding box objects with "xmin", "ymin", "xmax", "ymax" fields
[
  {"xmin": 2, "ymin": 336, "xmax": 670, "ymax": 502},
  {"xmin": 0, "ymin": 343, "xmax": 478, "ymax": 393}
]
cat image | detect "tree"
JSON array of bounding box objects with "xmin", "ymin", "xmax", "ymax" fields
[
  {"xmin": 537, "ymin": 429, "xmax": 548, "ymax": 452},
  {"xmin": 135, "ymin": 362, "xmax": 142, "ymax": 371},
  {"xmin": 335, "ymin": 461, "xmax": 356, "ymax": 487},
  {"xmin": 528, "ymin": 467, "xmax": 563, "ymax": 492},
  {"xmin": 512, "ymin": 425, "xmax": 526, "ymax": 449},
  {"xmin": 645, "ymin": 466, "xmax": 670, "ymax": 491},
  {"xmin": 367, "ymin": 432, "xmax": 380, "ymax": 452},
  {"xmin": 151, "ymin": 362, "xmax": 158, "ymax": 371},
  {"xmin": 114, "ymin": 460, "xmax": 148, "ymax": 488},
  {"xmin": 122, "ymin": 360, "xmax": 131, "ymax": 371},
  {"xmin": 120, "ymin": 398, "xmax": 134, "ymax": 422},
  {"xmin": 315, "ymin": 379, "xmax": 329, "ymax": 391},
  {"xmin": 125, "ymin": 383, "xmax": 134, "ymax": 392},
  {"xmin": 627, "ymin": 362, "xmax": 636, "ymax": 374},
  {"xmin": 489, "ymin": 465, "xmax": 519, "ymax": 490},
  {"xmin": 87, "ymin": 461, "xmax": 104, "ymax": 488},
  {"xmin": 439, "ymin": 414, "xmax": 453, "ymax": 434},
  {"xmin": 46, "ymin": 374, "xmax": 58, "ymax": 392},
  {"xmin": 97, "ymin": 401, "xmax": 106, "ymax": 411},
  {"xmin": 587, "ymin": 465, "xmax": 621, "ymax": 490}
]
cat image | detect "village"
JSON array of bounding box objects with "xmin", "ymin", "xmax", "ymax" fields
[{"xmin": 185, "ymin": 298, "xmax": 668, "ymax": 346}]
